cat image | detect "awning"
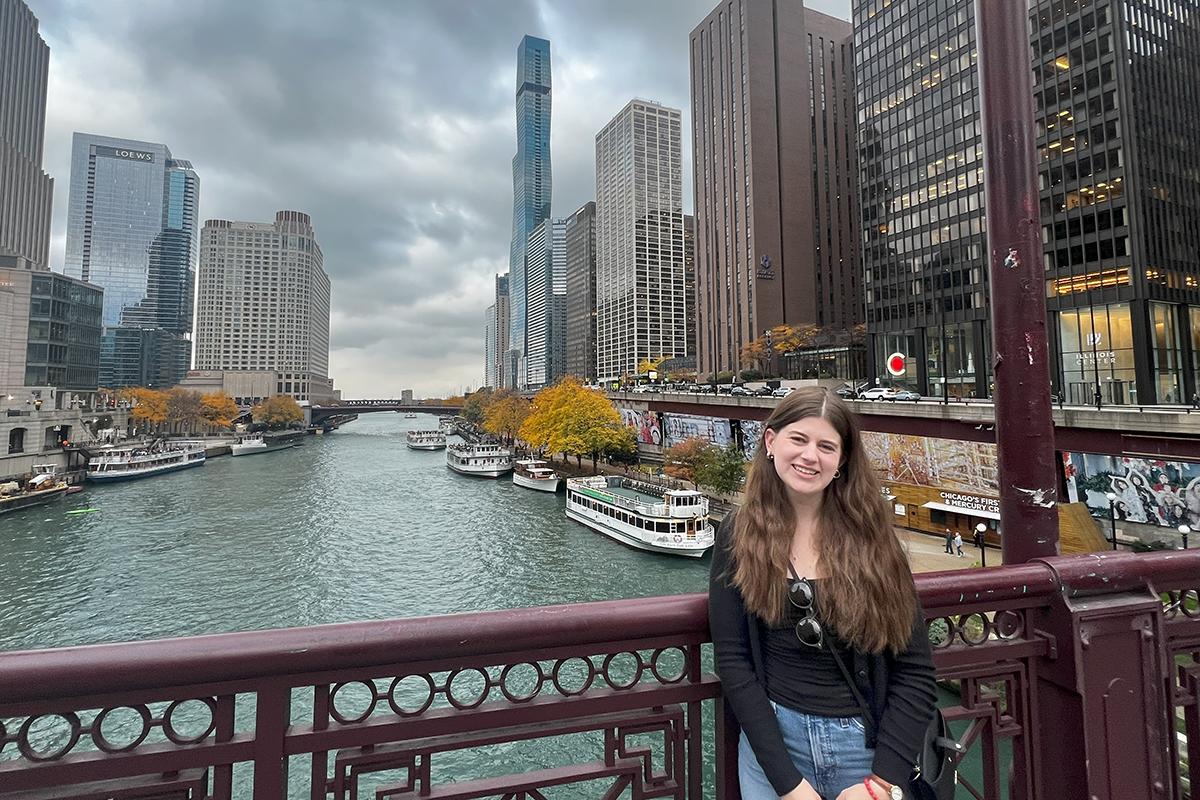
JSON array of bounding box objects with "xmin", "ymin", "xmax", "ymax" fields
[{"xmin": 920, "ymin": 501, "xmax": 1000, "ymax": 520}]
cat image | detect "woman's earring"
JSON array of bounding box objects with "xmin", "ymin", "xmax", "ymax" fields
[
  {"xmin": 767, "ymin": 451, "xmax": 774, "ymax": 460},
  {"xmin": 833, "ymin": 469, "xmax": 841, "ymax": 478}
]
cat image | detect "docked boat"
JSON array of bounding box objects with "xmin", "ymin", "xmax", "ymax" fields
[
  {"xmin": 512, "ymin": 459, "xmax": 561, "ymax": 493},
  {"xmin": 0, "ymin": 468, "xmax": 69, "ymax": 515},
  {"xmin": 446, "ymin": 442, "xmax": 513, "ymax": 478},
  {"xmin": 439, "ymin": 417, "xmax": 457, "ymax": 436},
  {"xmin": 230, "ymin": 431, "xmax": 303, "ymax": 456},
  {"xmin": 86, "ymin": 441, "xmax": 206, "ymax": 483},
  {"xmin": 406, "ymin": 430, "xmax": 446, "ymax": 450},
  {"xmin": 565, "ymin": 476, "xmax": 714, "ymax": 558}
]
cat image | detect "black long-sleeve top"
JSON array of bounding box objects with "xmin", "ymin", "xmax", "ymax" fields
[{"xmin": 708, "ymin": 514, "xmax": 938, "ymax": 795}]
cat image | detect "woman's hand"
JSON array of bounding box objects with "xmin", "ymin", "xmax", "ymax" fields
[
  {"xmin": 782, "ymin": 779, "xmax": 822, "ymax": 800},
  {"xmin": 835, "ymin": 777, "xmax": 885, "ymax": 800}
]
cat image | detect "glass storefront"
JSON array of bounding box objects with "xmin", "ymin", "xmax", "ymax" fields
[
  {"xmin": 1151, "ymin": 303, "xmax": 1184, "ymax": 403},
  {"xmin": 875, "ymin": 332, "xmax": 919, "ymax": 390},
  {"xmin": 1192, "ymin": 307, "xmax": 1200, "ymax": 401},
  {"xmin": 925, "ymin": 322, "xmax": 978, "ymax": 398},
  {"xmin": 1058, "ymin": 303, "xmax": 1136, "ymax": 404}
]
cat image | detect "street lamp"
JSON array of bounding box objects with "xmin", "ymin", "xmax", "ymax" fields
[
  {"xmin": 1105, "ymin": 491, "xmax": 1119, "ymax": 549},
  {"xmin": 975, "ymin": 522, "xmax": 988, "ymax": 567},
  {"xmin": 1178, "ymin": 524, "xmax": 1192, "ymax": 550}
]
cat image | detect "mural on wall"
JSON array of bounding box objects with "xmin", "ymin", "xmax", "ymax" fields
[
  {"xmin": 619, "ymin": 408, "xmax": 662, "ymax": 445},
  {"xmin": 663, "ymin": 413, "xmax": 732, "ymax": 448},
  {"xmin": 1063, "ymin": 452, "xmax": 1200, "ymax": 528},
  {"xmin": 861, "ymin": 432, "xmax": 999, "ymax": 493},
  {"xmin": 738, "ymin": 420, "xmax": 765, "ymax": 461}
]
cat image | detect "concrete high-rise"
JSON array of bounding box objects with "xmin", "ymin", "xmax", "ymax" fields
[
  {"xmin": 690, "ymin": 0, "xmax": 859, "ymax": 382},
  {"xmin": 595, "ymin": 100, "xmax": 689, "ymax": 381},
  {"xmin": 525, "ymin": 217, "xmax": 566, "ymax": 388},
  {"xmin": 564, "ymin": 202, "xmax": 597, "ymax": 382},
  {"xmin": 63, "ymin": 134, "xmax": 199, "ymax": 389},
  {"xmin": 193, "ymin": 211, "xmax": 334, "ymax": 404},
  {"xmin": 485, "ymin": 274, "xmax": 509, "ymax": 389},
  {"xmin": 0, "ymin": 0, "xmax": 53, "ymax": 272},
  {"xmin": 506, "ymin": 35, "xmax": 552, "ymax": 389}
]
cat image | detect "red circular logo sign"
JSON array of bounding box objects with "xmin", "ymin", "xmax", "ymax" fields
[{"xmin": 886, "ymin": 353, "xmax": 906, "ymax": 377}]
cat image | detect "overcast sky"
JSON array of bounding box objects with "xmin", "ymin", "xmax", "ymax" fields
[{"xmin": 25, "ymin": 0, "xmax": 849, "ymax": 398}]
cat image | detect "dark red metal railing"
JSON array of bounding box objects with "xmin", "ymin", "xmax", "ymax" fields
[{"xmin": 0, "ymin": 550, "xmax": 1196, "ymax": 800}]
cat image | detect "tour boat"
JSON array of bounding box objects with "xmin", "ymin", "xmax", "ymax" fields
[
  {"xmin": 512, "ymin": 459, "xmax": 561, "ymax": 493},
  {"xmin": 446, "ymin": 442, "xmax": 513, "ymax": 478},
  {"xmin": 0, "ymin": 468, "xmax": 69, "ymax": 515},
  {"xmin": 439, "ymin": 417, "xmax": 457, "ymax": 436},
  {"xmin": 406, "ymin": 430, "xmax": 447, "ymax": 451},
  {"xmin": 86, "ymin": 441, "xmax": 206, "ymax": 483},
  {"xmin": 230, "ymin": 431, "xmax": 303, "ymax": 456},
  {"xmin": 565, "ymin": 475, "xmax": 714, "ymax": 558}
]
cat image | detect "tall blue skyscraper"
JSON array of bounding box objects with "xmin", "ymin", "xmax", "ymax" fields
[
  {"xmin": 507, "ymin": 35, "xmax": 552, "ymax": 389},
  {"xmin": 63, "ymin": 133, "xmax": 199, "ymax": 389}
]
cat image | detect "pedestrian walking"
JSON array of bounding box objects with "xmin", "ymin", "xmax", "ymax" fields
[
  {"xmin": 944, "ymin": 529, "xmax": 954, "ymax": 554},
  {"xmin": 954, "ymin": 532, "xmax": 963, "ymax": 557}
]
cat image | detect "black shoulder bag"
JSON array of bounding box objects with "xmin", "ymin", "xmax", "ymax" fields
[{"xmin": 825, "ymin": 636, "xmax": 964, "ymax": 800}]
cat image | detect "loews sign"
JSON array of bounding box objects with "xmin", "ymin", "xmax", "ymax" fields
[{"xmin": 95, "ymin": 145, "xmax": 155, "ymax": 163}]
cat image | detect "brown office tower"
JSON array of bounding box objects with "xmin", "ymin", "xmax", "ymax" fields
[{"xmin": 690, "ymin": 0, "xmax": 860, "ymax": 382}]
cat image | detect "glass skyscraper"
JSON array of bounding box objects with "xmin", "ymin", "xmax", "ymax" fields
[
  {"xmin": 63, "ymin": 133, "xmax": 199, "ymax": 389},
  {"xmin": 507, "ymin": 35, "xmax": 552, "ymax": 389}
]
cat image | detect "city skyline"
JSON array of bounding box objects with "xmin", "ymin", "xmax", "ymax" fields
[{"xmin": 24, "ymin": 0, "xmax": 851, "ymax": 398}]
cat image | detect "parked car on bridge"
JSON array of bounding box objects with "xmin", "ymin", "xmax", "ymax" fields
[
  {"xmin": 729, "ymin": 385, "xmax": 753, "ymax": 396},
  {"xmin": 859, "ymin": 387, "xmax": 898, "ymax": 401},
  {"xmin": 772, "ymin": 386, "xmax": 794, "ymax": 398},
  {"xmin": 893, "ymin": 390, "xmax": 922, "ymax": 401}
]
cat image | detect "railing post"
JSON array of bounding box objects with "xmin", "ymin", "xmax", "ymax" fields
[
  {"xmin": 254, "ymin": 685, "xmax": 291, "ymax": 800},
  {"xmin": 1032, "ymin": 572, "xmax": 1176, "ymax": 798},
  {"xmin": 715, "ymin": 699, "xmax": 741, "ymax": 800}
]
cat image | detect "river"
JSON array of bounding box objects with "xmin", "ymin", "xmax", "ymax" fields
[{"xmin": 0, "ymin": 411, "xmax": 711, "ymax": 652}]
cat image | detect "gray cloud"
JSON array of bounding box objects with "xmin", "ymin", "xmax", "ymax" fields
[{"xmin": 25, "ymin": 0, "xmax": 849, "ymax": 397}]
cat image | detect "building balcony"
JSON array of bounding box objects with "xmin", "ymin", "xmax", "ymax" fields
[{"xmin": 0, "ymin": 549, "xmax": 1195, "ymax": 799}]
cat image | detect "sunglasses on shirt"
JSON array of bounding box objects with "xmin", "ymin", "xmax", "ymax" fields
[{"xmin": 787, "ymin": 567, "xmax": 824, "ymax": 649}]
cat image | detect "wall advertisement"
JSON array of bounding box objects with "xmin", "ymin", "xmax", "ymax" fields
[
  {"xmin": 1063, "ymin": 452, "xmax": 1200, "ymax": 529},
  {"xmin": 619, "ymin": 408, "xmax": 662, "ymax": 445},
  {"xmin": 662, "ymin": 413, "xmax": 732, "ymax": 449},
  {"xmin": 861, "ymin": 431, "xmax": 999, "ymax": 493}
]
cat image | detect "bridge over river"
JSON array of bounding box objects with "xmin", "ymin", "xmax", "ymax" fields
[{"xmin": 307, "ymin": 400, "xmax": 463, "ymax": 429}]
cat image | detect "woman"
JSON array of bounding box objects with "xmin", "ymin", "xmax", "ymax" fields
[{"xmin": 709, "ymin": 387, "xmax": 937, "ymax": 800}]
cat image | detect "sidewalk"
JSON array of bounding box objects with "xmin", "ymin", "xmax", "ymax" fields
[{"xmin": 898, "ymin": 527, "xmax": 987, "ymax": 573}]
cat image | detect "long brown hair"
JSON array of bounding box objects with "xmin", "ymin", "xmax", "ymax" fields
[{"xmin": 729, "ymin": 386, "xmax": 916, "ymax": 654}]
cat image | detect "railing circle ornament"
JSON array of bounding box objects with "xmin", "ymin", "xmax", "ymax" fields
[
  {"xmin": 601, "ymin": 651, "xmax": 644, "ymax": 690},
  {"xmin": 18, "ymin": 713, "xmax": 81, "ymax": 762},
  {"xmin": 499, "ymin": 662, "xmax": 545, "ymax": 703},
  {"xmin": 330, "ymin": 681, "xmax": 379, "ymax": 725},
  {"xmin": 993, "ymin": 609, "xmax": 1024, "ymax": 639},
  {"xmin": 650, "ymin": 647, "xmax": 687, "ymax": 684},
  {"xmin": 387, "ymin": 674, "xmax": 435, "ymax": 717},
  {"xmin": 551, "ymin": 656, "xmax": 596, "ymax": 696},
  {"xmin": 446, "ymin": 668, "xmax": 491, "ymax": 710},
  {"xmin": 93, "ymin": 705, "xmax": 153, "ymax": 752},
  {"xmin": 958, "ymin": 613, "xmax": 991, "ymax": 646},
  {"xmin": 162, "ymin": 698, "xmax": 217, "ymax": 745}
]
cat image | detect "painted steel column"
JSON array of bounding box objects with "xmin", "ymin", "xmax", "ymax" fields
[{"xmin": 976, "ymin": 0, "xmax": 1060, "ymax": 562}]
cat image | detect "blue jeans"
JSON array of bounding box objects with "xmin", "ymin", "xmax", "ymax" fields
[{"xmin": 738, "ymin": 703, "xmax": 875, "ymax": 800}]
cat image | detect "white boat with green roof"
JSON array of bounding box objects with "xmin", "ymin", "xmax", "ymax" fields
[{"xmin": 565, "ymin": 475, "xmax": 713, "ymax": 558}]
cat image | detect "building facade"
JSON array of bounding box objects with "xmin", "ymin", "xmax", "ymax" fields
[
  {"xmin": 690, "ymin": 0, "xmax": 860, "ymax": 382},
  {"xmin": 1035, "ymin": 0, "xmax": 1200, "ymax": 404},
  {"xmin": 564, "ymin": 202, "xmax": 597, "ymax": 382},
  {"xmin": 0, "ymin": 0, "xmax": 53, "ymax": 273},
  {"xmin": 485, "ymin": 274, "xmax": 509, "ymax": 390},
  {"xmin": 525, "ymin": 217, "xmax": 566, "ymax": 388},
  {"xmin": 857, "ymin": 0, "xmax": 1200, "ymax": 404},
  {"xmin": 507, "ymin": 35, "xmax": 553, "ymax": 389},
  {"xmin": 192, "ymin": 211, "xmax": 335, "ymax": 405},
  {"xmin": 62, "ymin": 134, "xmax": 199, "ymax": 390},
  {"xmin": 0, "ymin": 268, "xmax": 102, "ymax": 392},
  {"xmin": 595, "ymin": 100, "xmax": 689, "ymax": 382},
  {"xmin": 855, "ymin": 0, "xmax": 991, "ymax": 399}
]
